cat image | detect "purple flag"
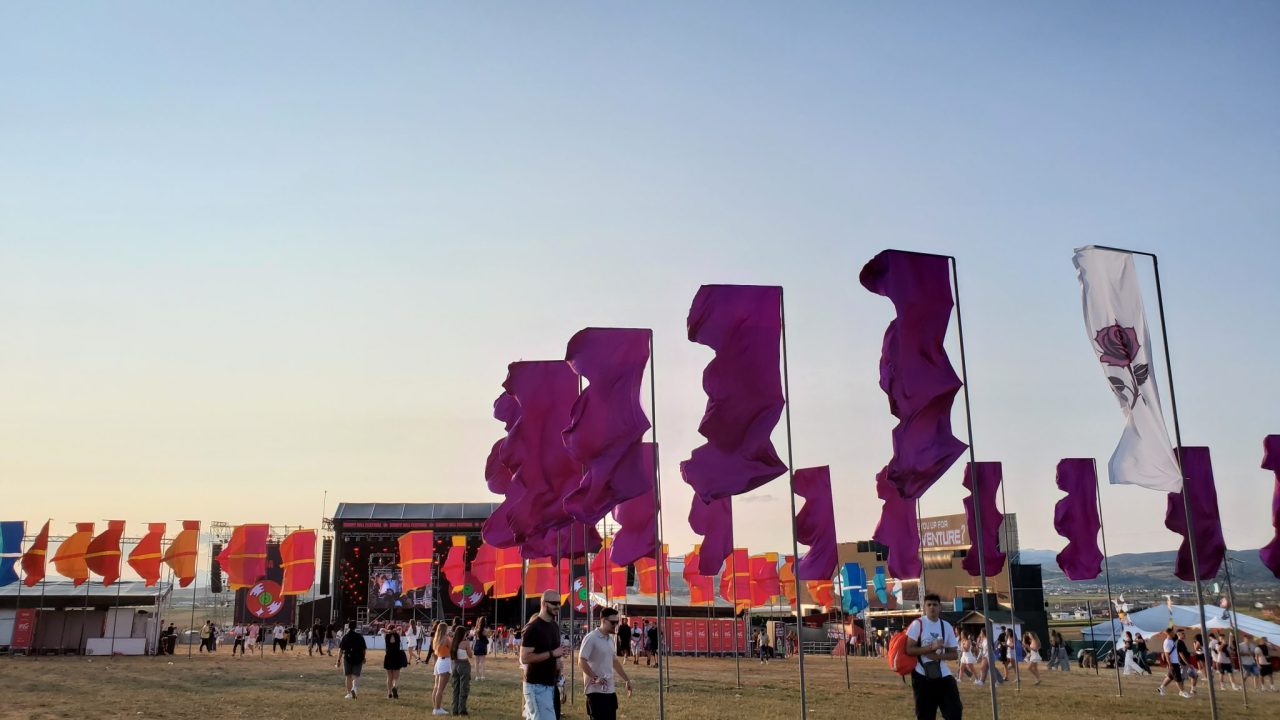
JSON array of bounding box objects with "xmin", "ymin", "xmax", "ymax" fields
[
  {"xmin": 961, "ymin": 462, "xmax": 1007, "ymax": 577},
  {"xmin": 689, "ymin": 495, "xmax": 733, "ymax": 576},
  {"xmin": 481, "ymin": 391, "xmax": 523, "ymax": 548},
  {"xmin": 1260, "ymin": 436, "xmax": 1280, "ymax": 578},
  {"xmin": 860, "ymin": 251, "xmax": 967, "ymax": 500},
  {"xmin": 611, "ymin": 443, "xmax": 660, "ymax": 567},
  {"xmin": 521, "ymin": 522, "xmax": 603, "ymax": 561},
  {"xmin": 1053, "ymin": 458, "xmax": 1103, "ymax": 581},
  {"xmin": 562, "ymin": 328, "xmax": 652, "ymax": 524},
  {"xmin": 871, "ymin": 468, "xmax": 921, "ymax": 579},
  {"xmin": 497, "ymin": 361, "xmax": 582, "ymax": 552},
  {"xmin": 679, "ymin": 285, "xmax": 787, "ymax": 502},
  {"xmin": 795, "ymin": 466, "xmax": 838, "ymax": 582},
  {"xmin": 1163, "ymin": 446, "xmax": 1226, "ymax": 582}
]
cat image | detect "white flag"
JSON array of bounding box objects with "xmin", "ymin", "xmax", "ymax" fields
[{"xmin": 1072, "ymin": 246, "xmax": 1182, "ymax": 492}]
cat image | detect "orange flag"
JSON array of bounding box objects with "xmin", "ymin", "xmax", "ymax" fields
[
  {"xmin": 86, "ymin": 520, "xmax": 126, "ymax": 586},
  {"xmin": 52, "ymin": 522, "xmax": 94, "ymax": 586},
  {"xmin": 398, "ymin": 531, "xmax": 434, "ymax": 591},
  {"xmin": 163, "ymin": 521, "xmax": 200, "ymax": 588},
  {"xmin": 779, "ymin": 555, "xmax": 798, "ymax": 607},
  {"xmin": 524, "ymin": 556, "xmax": 557, "ymax": 595},
  {"xmin": 591, "ymin": 537, "xmax": 628, "ymax": 599},
  {"xmin": 471, "ymin": 542, "xmax": 497, "ymax": 592},
  {"xmin": 683, "ymin": 546, "xmax": 716, "ymax": 607},
  {"xmin": 442, "ymin": 536, "xmax": 468, "ymax": 588},
  {"xmin": 719, "ymin": 548, "xmax": 752, "ymax": 611},
  {"xmin": 635, "ymin": 544, "xmax": 670, "ymax": 595},
  {"xmin": 21, "ymin": 521, "xmax": 50, "ymax": 588},
  {"xmin": 806, "ymin": 579, "xmax": 835, "ymax": 610},
  {"xmin": 216, "ymin": 524, "xmax": 269, "ymax": 590},
  {"xmin": 491, "ymin": 546, "xmax": 523, "ymax": 599},
  {"xmin": 280, "ymin": 529, "xmax": 316, "ymax": 596},
  {"xmin": 128, "ymin": 523, "xmax": 166, "ymax": 587},
  {"xmin": 749, "ymin": 552, "xmax": 781, "ymax": 607}
]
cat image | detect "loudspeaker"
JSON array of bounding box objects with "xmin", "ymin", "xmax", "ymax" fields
[
  {"xmin": 210, "ymin": 543, "xmax": 223, "ymax": 594},
  {"xmin": 319, "ymin": 538, "xmax": 333, "ymax": 596}
]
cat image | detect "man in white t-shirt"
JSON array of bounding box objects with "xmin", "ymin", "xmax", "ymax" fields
[
  {"xmin": 905, "ymin": 593, "xmax": 961, "ymax": 720},
  {"xmin": 578, "ymin": 607, "xmax": 633, "ymax": 720},
  {"xmin": 1158, "ymin": 631, "xmax": 1191, "ymax": 697}
]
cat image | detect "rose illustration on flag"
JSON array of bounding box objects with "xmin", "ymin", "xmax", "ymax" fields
[
  {"xmin": 572, "ymin": 576, "xmax": 590, "ymax": 614},
  {"xmin": 248, "ymin": 580, "xmax": 285, "ymax": 619},
  {"xmin": 1094, "ymin": 322, "xmax": 1149, "ymax": 409},
  {"xmin": 449, "ymin": 573, "xmax": 484, "ymax": 608}
]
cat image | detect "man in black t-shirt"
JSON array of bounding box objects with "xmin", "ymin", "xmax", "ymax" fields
[
  {"xmin": 309, "ymin": 620, "xmax": 326, "ymax": 656},
  {"xmin": 646, "ymin": 623, "xmax": 659, "ymax": 667},
  {"xmin": 520, "ymin": 589, "xmax": 568, "ymax": 719},
  {"xmin": 337, "ymin": 621, "xmax": 366, "ymax": 699},
  {"xmin": 617, "ymin": 618, "xmax": 632, "ymax": 658}
]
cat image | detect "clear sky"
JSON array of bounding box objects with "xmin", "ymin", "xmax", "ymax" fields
[{"xmin": 3, "ymin": 3, "xmax": 1277, "ymax": 562}]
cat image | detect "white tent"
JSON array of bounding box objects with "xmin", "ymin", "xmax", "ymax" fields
[{"xmin": 1082, "ymin": 605, "xmax": 1280, "ymax": 647}]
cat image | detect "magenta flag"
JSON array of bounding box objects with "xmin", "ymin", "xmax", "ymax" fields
[
  {"xmin": 496, "ymin": 361, "xmax": 582, "ymax": 553},
  {"xmin": 611, "ymin": 443, "xmax": 660, "ymax": 567},
  {"xmin": 1053, "ymin": 459, "xmax": 1103, "ymax": 581},
  {"xmin": 521, "ymin": 522, "xmax": 603, "ymax": 561},
  {"xmin": 1163, "ymin": 446, "xmax": 1226, "ymax": 582},
  {"xmin": 872, "ymin": 468, "xmax": 921, "ymax": 579},
  {"xmin": 795, "ymin": 466, "xmax": 838, "ymax": 582},
  {"xmin": 690, "ymin": 495, "xmax": 733, "ymax": 576},
  {"xmin": 562, "ymin": 327, "xmax": 652, "ymax": 524},
  {"xmin": 860, "ymin": 250, "xmax": 967, "ymax": 500},
  {"xmin": 1261, "ymin": 436, "xmax": 1280, "ymax": 578},
  {"xmin": 679, "ymin": 285, "xmax": 787, "ymax": 502},
  {"xmin": 961, "ymin": 462, "xmax": 1007, "ymax": 577},
  {"xmin": 482, "ymin": 391, "xmax": 524, "ymax": 549}
]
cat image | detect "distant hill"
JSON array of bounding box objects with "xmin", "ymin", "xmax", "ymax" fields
[{"xmin": 1020, "ymin": 548, "xmax": 1277, "ymax": 590}]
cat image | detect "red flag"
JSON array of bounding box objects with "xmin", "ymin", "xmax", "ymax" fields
[
  {"xmin": 525, "ymin": 557, "xmax": 557, "ymax": 595},
  {"xmin": 683, "ymin": 547, "xmax": 716, "ymax": 607},
  {"xmin": 85, "ymin": 520, "xmax": 126, "ymax": 586},
  {"xmin": 471, "ymin": 542, "xmax": 497, "ymax": 592},
  {"xmin": 398, "ymin": 531, "xmax": 434, "ymax": 592},
  {"xmin": 591, "ymin": 538, "xmax": 628, "ymax": 600},
  {"xmin": 806, "ymin": 579, "xmax": 835, "ymax": 610},
  {"xmin": 279, "ymin": 529, "xmax": 316, "ymax": 596},
  {"xmin": 443, "ymin": 536, "xmax": 468, "ymax": 589},
  {"xmin": 163, "ymin": 521, "xmax": 200, "ymax": 588},
  {"xmin": 128, "ymin": 523, "xmax": 166, "ymax": 587},
  {"xmin": 779, "ymin": 555, "xmax": 797, "ymax": 608},
  {"xmin": 21, "ymin": 521, "xmax": 50, "ymax": 588},
  {"xmin": 216, "ymin": 524, "xmax": 269, "ymax": 590},
  {"xmin": 635, "ymin": 544, "xmax": 670, "ymax": 595},
  {"xmin": 750, "ymin": 552, "xmax": 781, "ymax": 607},
  {"xmin": 492, "ymin": 546, "xmax": 523, "ymax": 599},
  {"xmin": 52, "ymin": 523, "xmax": 94, "ymax": 586},
  {"xmin": 719, "ymin": 548, "xmax": 751, "ymax": 611}
]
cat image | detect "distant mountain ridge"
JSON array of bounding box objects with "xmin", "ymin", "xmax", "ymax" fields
[{"xmin": 1019, "ymin": 548, "xmax": 1277, "ymax": 590}]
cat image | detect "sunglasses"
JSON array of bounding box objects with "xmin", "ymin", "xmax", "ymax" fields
[{"xmin": 545, "ymin": 601, "xmax": 561, "ymax": 607}]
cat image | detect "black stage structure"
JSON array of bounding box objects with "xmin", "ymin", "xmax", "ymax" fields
[{"xmin": 332, "ymin": 502, "xmax": 525, "ymax": 629}]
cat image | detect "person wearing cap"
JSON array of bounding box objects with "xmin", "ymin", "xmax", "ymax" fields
[{"xmin": 520, "ymin": 590, "xmax": 569, "ymax": 719}]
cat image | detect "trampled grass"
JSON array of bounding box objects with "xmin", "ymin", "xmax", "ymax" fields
[{"xmin": 4, "ymin": 648, "xmax": 1278, "ymax": 719}]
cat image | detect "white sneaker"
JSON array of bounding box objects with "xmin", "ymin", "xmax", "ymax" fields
[
  {"xmin": 344, "ymin": 692, "xmax": 353, "ymax": 699},
  {"xmin": 432, "ymin": 710, "xmax": 449, "ymax": 716},
  {"xmin": 1180, "ymin": 692, "xmax": 1192, "ymax": 698}
]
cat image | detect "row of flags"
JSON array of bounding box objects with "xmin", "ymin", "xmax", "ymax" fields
[{"xmin": 0, "ymin": 521, "xmax": 318, "ymax": 595}]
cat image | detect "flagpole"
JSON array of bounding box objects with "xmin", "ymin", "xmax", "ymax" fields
[
  {"xmin": 949, "ymin": 256, "xmax": 1002, "ymax": 720},
  {"xmin": 1223, "ymin": 556, "xmax": 1247, "ymax": 709},
  {"xmin": 566, "ymin": 529, "xmax": 574, "ymax": 706},
  {"xmin": 1092, "ymin": 245, "xmax": 1219, "ymax": 720},
  {"xmin": 730, "ymin": 538, "xmax": 741, "ymax": 690},
  {"xmin": 188, "ymin": 531, "xmax": 200, "ymax": 659},
  {"xmin": 1092, "ymin": 459, "xmax": 1123, "ymax": 695},
  {"xmin": 153, "ymin": 530, "xmax": 167, "ymax": 656},
  {"xmin": 996, "ymin": 469, "xmax": 1022, "ymax": 690},
  {"xmin": 13, "ymin": 528, "xmax": 24, "ymax": 657},
  {"xmin": 78, "ymin": 577, "xmax": 91, "ymax": 656},
  {"xmin": 109, "ymin": 576, "xmax": 123, "ymax": 658},
  {"xmin": 778, "ymin": 288, "xmax": 809, "ymax": 717},
  {"xmin": 37, "ymin": 576, "xmax": 47, "ymax": 657},
  {"xmin": 647, "ymin": 329, "xmax": 667, "ymax": 717}
]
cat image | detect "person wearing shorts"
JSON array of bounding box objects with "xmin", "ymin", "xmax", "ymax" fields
[
  {"xmin": 337, "ymin": 621, "xmax": 366, "ymax": 699},
  {"xmin": 1256, "ymin": 638, "xmax": 1275, "ymax": 691}
]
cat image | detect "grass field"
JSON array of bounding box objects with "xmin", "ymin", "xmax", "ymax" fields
[{"xmin": 5, "ymin": 647, "xmax": 1278, "ymax": 719}]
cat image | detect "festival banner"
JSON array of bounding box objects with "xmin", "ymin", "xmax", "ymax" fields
[
  {"xmin": 794, "ymin": 466, "xmax": 837, "ymax": 582},
  {"xmin": 562, "ymin": 327, "xmax": 652, "ymax": 524},
  {"xmin": 491, "ymin": 546, "xmax": 523, "ymax": 599},
  {"xmin": 520, "ymin": 521, "xmax": 602, "ymax": 562},
  {"xmin": 1262, "ymin": 436, "xmax": 1280, "ymax": 578},
  {"xmin": 127, "ymin": 523, "xmax": 167, "ymax": 587},
  {"xmin": 1073, "ymin": 247, "xmax": 1182, "ymax": 491},
  {"xmin": 163, "ymin": 521, "xmax": 200, "ymax": 588},
  {"xmin": 11, "ymin": 608, "xmax": 36, "ymax": 650},
  {"xmin": 610, "ymin": 442, "xmax": 658, "ymax": 567},
  {"xmin": 279, "ymin": 529, "xmax": 316, "ymax": 596},
  {"xmin": 1163, "ymin": 446, "xmax": 1226, "ymax": 581},
  {"xmin": 21, "ymin": 521, "xmax": 50, "ymax": 588},
  {"xmin": 779, "ymin": 555, "xmax": 797, "ymax": 608},
  {"xmin": 960, "ymin": 463, "xmax": 1006, "ymax": 577},
  {"xmin": 216, "ymin": 524, "xmax": 269, "ymax": 590},
  {"xmin": 0, "ymin": 521, "xmax": 23, "ymax": 587},
  {"xmin": 1053, "ymin": 459, "xmax": 1104, "ymax": 581},
  {"xmin": 683, "ymin": 547, "xmax": 717, "ymax": 607},
  {"xmin": 719, "ymin": 548, "xmax": 751, "ymax": 611},
  {"xmin": 52, "ymin": 522, "xmax": 94, "ymax": 586},
  {"xmin": 872, "ymin": 468, "xmax": 922, "ymax": 579},
  {"xmin": 471, "ymin": 542, "xmax": 497, "ymax": 592},
  {"xmin": 840, "ymin": 563, "xmax": 868, "ymax": 614},
  {"xmin": 689, "ymin": 495, "xmax": 733, "ymax": 576},
  {"xmin": 524, "ymin": 556, "xmax": 558, "ymax": 596},
  {"xmin": 481, "ymin": 391, "xmax": 522, "ymax": 550},
  {"xmin": 443, "ymin": 536, "xmax": 468, "ymax": 588},
  {"xmin": 590, "ymin": 537, "xmax": 628, "ymax": 600},
  {"xmin": 749, "ymin": 553, "xmax": 781, "ymax": 607},
  {"xmin": 635, "ymin": 544, "xmax": 670, "ymax": 596},
  {"xmin": 398, "ymin": 531, "xmax": 435, "ymax": 592},
  {"xmin": 806, "ymin": 579, "xmax": 835, "ymax": 610},
  {"xmin": 85, "ymin": 520, "xmax": 126, "ymax": 586},
  {"xmin": 680, "ymin": 284, "xmax": 786, "ymax": 504}
]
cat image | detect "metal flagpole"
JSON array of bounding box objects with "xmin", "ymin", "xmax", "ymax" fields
[
  {"xmin": 1084, "ymin": 600, "xmax": 1098, "ymax": 675},
  {"xmin": 778, "ymin": 288, "xmax": 809, "ymax": 717},
  {"xmin": 646, "ymin": 330, "xmax": 667, "ymax": 716},
  {"xmin": 731, "ymin": 536, "xmax": 742, "ymax": 689},
  {"xmin": 949, "ymin": 255, "xmax": 1002, "ymax": 720},
  {"xmin": 1223, "ymin": 556, "xmax": 1248, "ymax": 709},
  {"xmin": 996, "ymin": 461, "xmax": 1022, "ymax": 690},
  {"xmin": 1093, "ymin": 459, "xmax": 1122, "ymax": 694},
  {"xmin": 188, "ymin": 532, "xmax": 200, "ymax": 659},
  {"xmin": 109, "ymin": 574, "xmax": 123, "ymax": 658},
  {"xmin": 566, "ymin": 529, "xmax": 574, "ymax": 706},
  {"xmin": 13, "ymin": 530, "xmax": 23, "ymax": 657},
  {"xmin": 78, "ymin": 578, "xmax": 91, "ymax": 656},
  {"xmin": 1091, "ymin": 245, "xmax": 1219, "ymax": 720}
]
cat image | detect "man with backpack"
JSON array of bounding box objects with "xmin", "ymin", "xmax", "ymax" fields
[{"xmin": 901, "ymin": 593, "xmax": 962, "ymax": 720}]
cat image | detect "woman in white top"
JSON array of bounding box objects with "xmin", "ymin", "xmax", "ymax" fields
[
  {"xmin": 958, "ymin": 634, "xmax": 977, "ymax": 682},
  {"xmin": 403, "ymin": 622, "xmax": 420, "ymax": 664},
  {"xmin": 1122, "ymin": 632, "xmax": 1146, "ymax": 675},
  {"xmin": 1022, "ymin": 631, "xmax": 1042, "ymax": 685}
]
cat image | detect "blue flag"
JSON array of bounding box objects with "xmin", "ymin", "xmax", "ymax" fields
[
  {"xmin": 0, "ymin": 521, "xmax": 24, "ymax": 587},
  {"xmin": 873, "ymin": 565, "xmax": 888, "ymax": 604},
  {"xmin": 840, "ymin": 563, "xmax": 868, "ymax": 613}
]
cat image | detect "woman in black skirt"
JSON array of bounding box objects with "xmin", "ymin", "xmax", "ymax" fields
[{"xmin": 383, "ymin": 629, "xmax": 409, "ymax": 699}]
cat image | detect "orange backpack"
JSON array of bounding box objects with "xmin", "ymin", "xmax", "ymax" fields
[{"xmin": 888, "ymin": 621, "xmax": 922, "ymax": 676}]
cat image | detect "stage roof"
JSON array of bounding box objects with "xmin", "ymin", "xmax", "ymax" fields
[
  {"xmin": 0, "ymin": 580, "xmax": 171, "ymax": 609},
  {"xmin": 332, "ymin": 502, "xmax": 499, "ymax": 522}
]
